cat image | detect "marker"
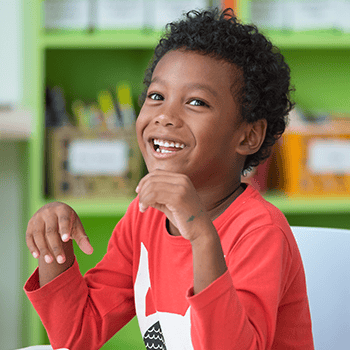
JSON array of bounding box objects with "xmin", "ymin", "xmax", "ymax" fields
[{"xmin": 117, "ymin": 81, "xmax": 136, "ymax": 127}]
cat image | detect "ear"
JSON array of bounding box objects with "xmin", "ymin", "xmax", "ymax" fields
[{"xmin": 236, "ymin": 119, "xmax": 267, "ymax": 156}]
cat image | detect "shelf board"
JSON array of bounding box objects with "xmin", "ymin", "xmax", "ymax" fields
[
  {"xmin": 40, "ymin": 196, "xmax": 136, "ymax": 217},
  {"xmin": 39, "ymin": 30, "xmax": 162, "ymax": 49},
  {"xmin": 265, "ymin": 194, "xmax": 350, "ymax": 215},
  {"xmin": 38, "ymin": 194, "xmax": 350, "ymax": 218},
  {"xmin": 39, "ymin": 29, "xmax": 350, "ymax": 50},
  {"xmin": 263, "ymin": 30, "xmax": 350, "ymax": 49}
]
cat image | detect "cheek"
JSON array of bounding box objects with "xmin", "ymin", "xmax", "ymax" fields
[
  {"xmin": 135, "ymin": 116, "xmax": 142, "ymax": 135},
  {"xmin": 135, "ymin": 108, "xmax": 148, "ymax": 140},
  {"xmin": 135, "ymin": 120, "xmax": 148, "ymax": 163},
  {"xmin": 196, "ymin": 124, "xmax": 235, "ymax": 161}
]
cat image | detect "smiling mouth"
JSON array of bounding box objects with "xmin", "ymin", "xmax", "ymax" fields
[{"xmin": 152, "ymin": 138, "xmax": 186, "ymax": 154}]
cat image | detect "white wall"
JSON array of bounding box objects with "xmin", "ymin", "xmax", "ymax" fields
[
  {"xmin": 0, "ymin": 0, "xmax": 22, "ymax": 107},
  {"xmin": 0, "ymin": 142, "xmax": 26, "ymax": 350}
]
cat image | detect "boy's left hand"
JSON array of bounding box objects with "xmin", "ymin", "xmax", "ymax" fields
[{"xmin": 136, "ymin": 169, "xmax": 212, "ymax": 242}]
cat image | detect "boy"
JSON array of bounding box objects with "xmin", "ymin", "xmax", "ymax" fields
[{"xmin": 25, "ymin": 8, "xmax": 314, "ymax": 350}]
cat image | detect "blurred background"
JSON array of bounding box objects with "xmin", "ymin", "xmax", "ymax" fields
[{"xmin": 1, "ymin": 0, "xmax": 349, "ymax": 349}]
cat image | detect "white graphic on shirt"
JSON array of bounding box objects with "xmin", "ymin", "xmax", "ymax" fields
[{"xmin": 134, "ymin": 243, "xmax": 194, "ymax": 350}]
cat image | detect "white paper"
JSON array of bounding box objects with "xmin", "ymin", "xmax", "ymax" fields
[
  {"xmin": 95, "ymin": 0, "xmax": 145, "ymax": 29},
  {"xmin": 308, "ymin": 139, "xmax": 350, "ymax": 174},
  {"xmin": 149, "ymin": 0, "xmax": 208, "ymax": 30},
  {"xmin": 44, "ymin": 0, "xmax": 91, "ymax": 30},
  {"xmin": 0, "ymin": 0, "xmax": 22, "ymax": 106},
  {"xmin": 250, "ymin": 0, "xmax": 350, "ymax": 31},
  {"xmin": 337, "ymin": 0, "xmax": 350, "ymax": 32},
  {"xmin": 68, "ymin": 139, "xmax": 129, "ymax": 176},
  {"xmin": 250, "ymin": 0, "xmax": 285, "ymax": 30},
  {"xmin": 293, "ymin": 0, "xmax": 336, "ymax": 31}
]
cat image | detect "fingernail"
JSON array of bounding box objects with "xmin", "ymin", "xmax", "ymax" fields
[
  {"xmin": 62, "ymin": 233, "xmax": 69, "ymax": 242},
  {"xmin": 135, "ymin": 186, "xmax": 139, "ymax": 193},
  {"xmin": 32, "ymin": 252, "xmax": 39, "ymax": 259},
  {"xmin": 139, "ymin": 203, "xmax": 146, "ymax": 213},
  {"xmin": 57, "ymin": 255, "xmax": 64, "ymax": 264},
  {"xmin": 44, "ymin": 255, "xmax": 52, "ymax": 264}
]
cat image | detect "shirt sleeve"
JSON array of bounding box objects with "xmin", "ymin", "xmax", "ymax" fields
[
  {"xmin": 186, "ymin": 225, "xmax": 296, "ymax": 350},
  {"xmin": 24, "ymin": 207, "xmax": 136, "ymax": 350}
]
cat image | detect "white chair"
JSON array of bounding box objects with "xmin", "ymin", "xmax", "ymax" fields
[{"xmin": 291, "ymin": 226, "xmax": 350, "ymax": 350}]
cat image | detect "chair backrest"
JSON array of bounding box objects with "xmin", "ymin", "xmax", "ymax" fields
[{"xmin": 291, "ymin": 226, "xmax": 350, "ymax": 350}]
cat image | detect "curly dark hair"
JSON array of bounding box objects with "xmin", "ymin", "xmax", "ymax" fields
[{"xmin": 139, "ymin": 7, "xmax": 294, "ymax": 172}]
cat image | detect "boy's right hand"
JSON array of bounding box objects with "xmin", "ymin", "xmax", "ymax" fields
[{"xmin": 26, "ymin": 202, "xmax": 93, "ymax": 265}]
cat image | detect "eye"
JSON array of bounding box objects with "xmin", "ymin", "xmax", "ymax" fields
[
  {"xmin": 148, "ymin": 93, "xmax": 164, "ymax": 101},
  {"xmin": 189, "ymin": 99, "xmax": 209, "ymax": 107}
]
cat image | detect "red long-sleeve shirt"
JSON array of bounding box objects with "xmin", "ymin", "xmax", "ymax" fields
[{"xmin": 25, "ymin": 185, "xmax": 314, "ymax": 349}]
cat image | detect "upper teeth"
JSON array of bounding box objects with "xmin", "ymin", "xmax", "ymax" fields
[{"xmin": 153, "ymin": 139, "xmax": 185, "ymax": 149}]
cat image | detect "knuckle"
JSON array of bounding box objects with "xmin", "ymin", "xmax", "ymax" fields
[
  {"xmin": 77, "ymin": 234, "xmax": 88, "ymax": 245},
  {"xmin": 25, "ymin": 229, "xmax": 32, "ymax": 239},
  {"xmin": 27, "ymin": 216, "xmax": 39, "ymax": 231},
  {"xmin": 177, "ymin": 184, "xmax": 187, "ymax": 196},
  {"xmin": 59, "ymin": 214, "xmax": 70, "ymax": 223},
  {"xmin": 32, "ymin": 228, "xmax": 43, "ymax": 238},
  {"xmin": 146, "ymin": 191, "xmax": 156, "ymax": 203},
  {"xmin": 39, "ymin": 201, "xmax": 68, "ymax": 215},
  {"xmin": 45, "ymin": 226, "xmax": 57, "ymax": 235},
  {"xmin": 37, "ymin": 246, "xmax": 48, "ymax": 255},
  {"xmin": 58, "ymin": 214, "xmax": 73, "ymax": 230},
  {"xmin": 148, "ymin": 182, "xmax": 158, "ymax": 192},
  {"xmin": 56, "ymin": 201, "xmax": 73, "ymax": 213},
  {"xmin": 25, "ymin": 233, "xmax": 33, "ymax": 245},
  {"xmin": 70, "ymin": 221, "xmax": 78, "ymax": 238},
  {"xmin": 42, "ymin": 206, "xmax": 55, "ymax": 217},
  {"xmin": 25, "ymin": 237, "xmax": 33, "ymax": 249},
  {"xmin": 51, "ymin": 245, "xmax": 61, "ymax": 254}
]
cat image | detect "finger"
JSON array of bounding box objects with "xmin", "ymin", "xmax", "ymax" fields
[
  {"xmin": 139, "ymin": 182, "xmax": 180, "ymax": 213},
  {"xmin": 71, "ymin": 215, "xmax": 93, "ymax": 255},
  {"xmin": 139, "ymin": 170, "xmax": 187, "ymax": 184},
  {"xmin": 26, "ymin": 224, "xmax": 40, "ymax": 259},
  {"xmin": 44, "ymin": 216, "xmax": 66, "ymax": 264},
  {"xmin": 31, "ymin": 220, "xmax": 55, "ymax": 264},
  {"xmin": 137, "ymin": 171, "xmax": 187, "ymax": 197},
  {"xmin": 137, "ymin": 170, "xmax": 184, "ymax": 186},
  {"xmin": 57, "ymin": 210, "xmax": 74, "ymax": 242}
]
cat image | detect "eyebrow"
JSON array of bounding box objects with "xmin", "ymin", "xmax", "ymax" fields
[
  {"xmin": 150, "ymin": 77, "xmax": 218, "ymax": 98},
  {"xmin": 186, "ymin": 83, "xmax": 218, "ymax": 98}
]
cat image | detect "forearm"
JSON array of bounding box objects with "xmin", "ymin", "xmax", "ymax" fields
[
  {"xmin": 39, "ymin": 240, "xmax": 75, "ymax": 287},
  {"xmin": 191, "ymin": 220, "xmax": 227, "ymax": 295}
]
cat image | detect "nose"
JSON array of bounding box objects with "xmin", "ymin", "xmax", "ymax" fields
[{"xmin": 154, "ymin": 113, "xmax": 183, "ymax": 128}]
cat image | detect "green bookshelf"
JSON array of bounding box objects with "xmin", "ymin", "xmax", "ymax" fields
[
  {"xmin": 260, "ymin": 31, "xmax": 350, "ymax": 50},
  {"xmin": 22, "ymin": 0, "xmax": 350, "ymax": 348},
  {"xmin": 39, "ymin": 30, "xmax": 162, "ymax": 49}
]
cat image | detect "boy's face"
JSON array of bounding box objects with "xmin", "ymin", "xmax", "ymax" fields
[{"xmin": 136, "ymin": 49, "xmax": 247, "ymax": 189}]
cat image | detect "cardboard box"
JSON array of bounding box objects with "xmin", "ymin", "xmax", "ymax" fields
[
  {"xmin": 279, "ymin": 118, "xmax": 350, "ymax": 197},
  {"xmin": 47, "ymin": 125, "xmax": 143, "ymax": 199}
]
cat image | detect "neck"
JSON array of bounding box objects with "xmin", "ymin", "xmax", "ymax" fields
[{"xmin": 201, "ymin": 180, "xmax": 243, "ymax": 221}]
